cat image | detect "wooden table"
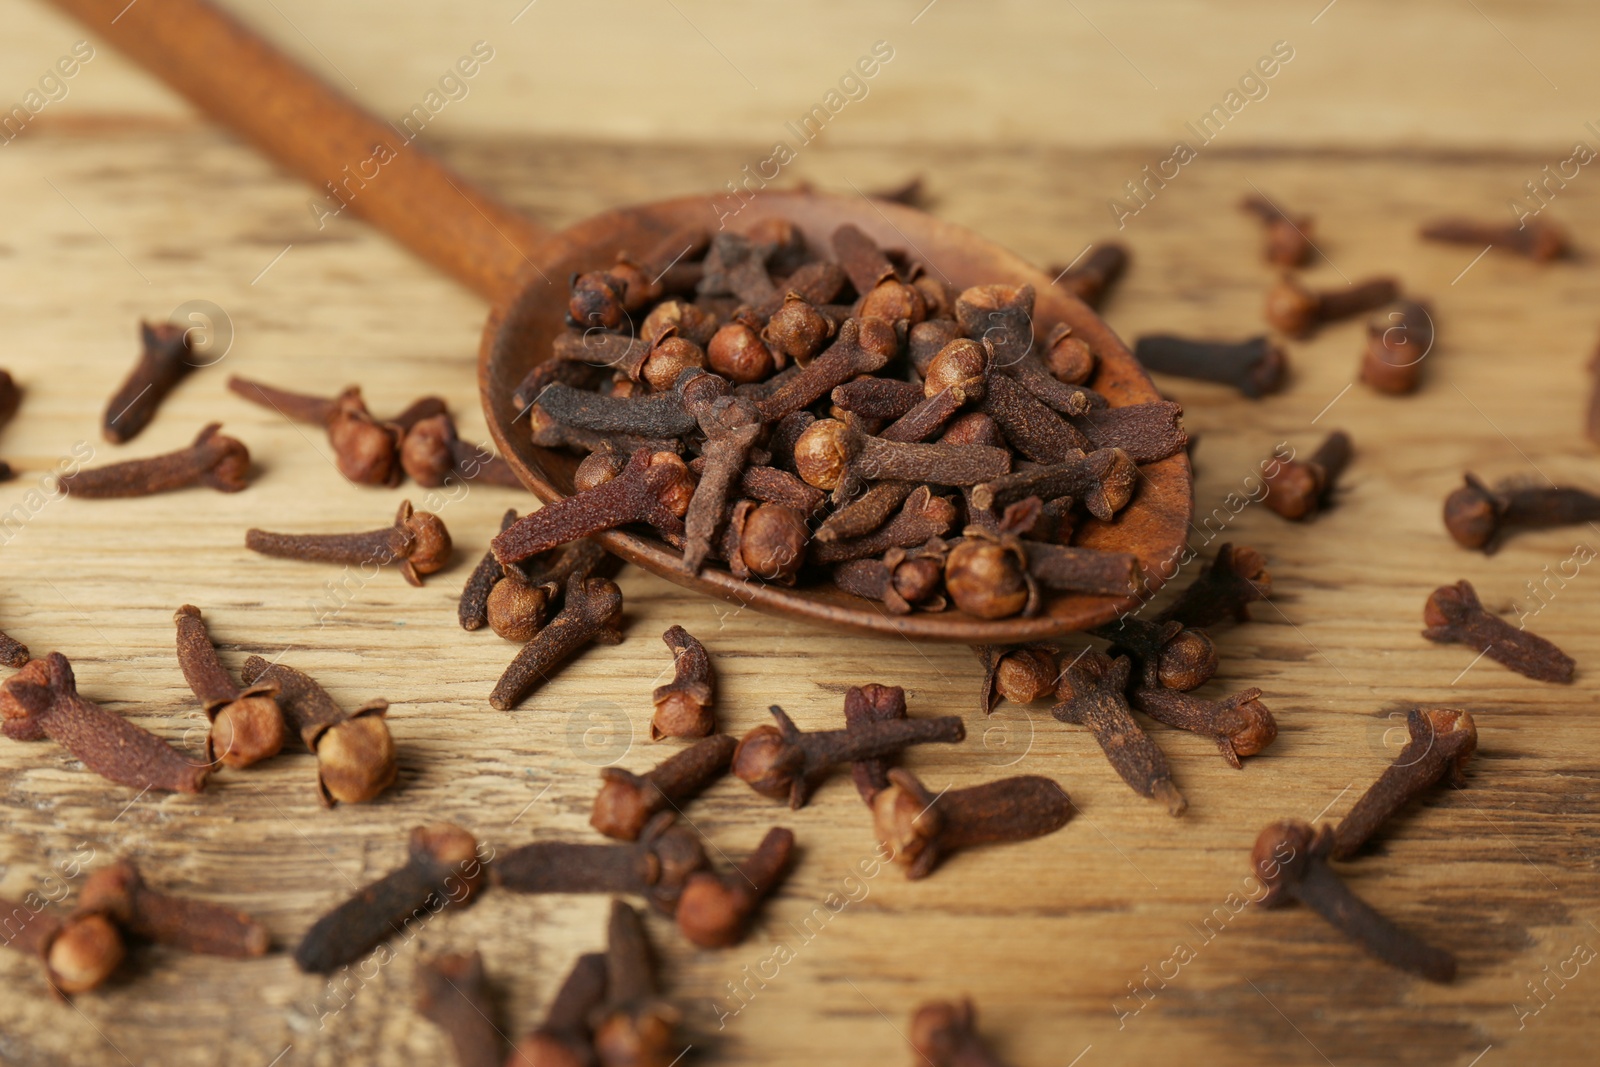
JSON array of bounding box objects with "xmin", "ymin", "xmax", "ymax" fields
[{"xmin": 3, "ymin": 26, "xmax": 1600, "ymax": 1067}]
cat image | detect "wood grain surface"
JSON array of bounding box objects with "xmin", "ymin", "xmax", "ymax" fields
[{"xmin": 1, "ymin": 127, "xmax": 1598, "ymax": 1067}]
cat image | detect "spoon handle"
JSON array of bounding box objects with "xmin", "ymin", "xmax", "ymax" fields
[{"xmin": 47, "ymin": 0, "xmax": 546, "ymax": 304}]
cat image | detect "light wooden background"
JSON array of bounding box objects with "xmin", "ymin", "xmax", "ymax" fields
[{"xmin": 2, "ymin": 3, "xmax": 1599, "ymax": 1067}]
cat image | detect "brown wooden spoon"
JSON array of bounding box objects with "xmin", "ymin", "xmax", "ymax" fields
[{"xmin": 51, "ymin": 0, "xmax": 1192, "ymax": 641}]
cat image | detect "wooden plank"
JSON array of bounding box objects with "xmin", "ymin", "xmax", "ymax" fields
[{"xmin": 0, "ymin": 127, "xmax": 1597, "ymax": 1066}]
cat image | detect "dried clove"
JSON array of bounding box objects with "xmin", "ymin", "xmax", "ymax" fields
[
  {"xmin": 76, "ymin": 859, "xmax": 269, "ymax": 958},
  {"xmin": 400, "ymin": 412, "xmax": 522, "ymax": 488},
  {"xmin": 1043, "ymin": 324, "xmax": 1095, "ymax": 386},
  {"xmin": 0, "ymin": 652, "xmax": 208, "ymax": 794},
  {"xmin": 1, "ymin": 899, "xmax": 124, "ymax": 995},
  {"xmin": 1263, "ymin": 431, "xmax": 1351, "ymax": 520},
  {"xmin": 1156, "ymin": 543, "xmax": 1271, "ymax": 629},
  {"xmin": 732, "ymin": 704, "xmax": 966, "ymax": 809},
  {"xmin": 946, "ymin": 518, "xmax": 1037, "ymax": 620},
  {"xmin": 103, "ymin": 321, "xmax": 196, "ymax": 444},
  {"xmin": 1420, "ymin": 217, "xmax": 1569, "ymax": 261},
  {"xmin": 494, "ymin": 812, "xmax": 706, "ymax": 916},
  {"xmin": 1239, "ymin": 195, "xmax": 1315, "ymax": 268},
  {"xmin": 1361, "ymin": 300, "xmax": 1435, "ymax": 395},
  {"xmin": 977, "ymin": 645, "xmax": 1058, "ymax": 715},
  {"xmin": 1050, "ymin": 243, "xmax": 1128, "ymax": 309},
  {"xmin": 810, "ymin": 487, "xmax": 956, "ymax": 565},
  {"xmin": 875, "ymin": 769, "xmax": 1072, "ymax": 879},
  {"xmin": 1128, "ymin": 669, "xmax": 1277, "ymax": 769},
  {"xmin": 813, "ymin": 481, "xmax": 915, "ymax": 543},
  {"xmin": 1052, "ymin": 650, "xmax": 1185, "ymax": 814},
  {"xmin": 1024, "ymin": 541, "xmax": 1141, "ymax": 597},
  {"xmin": 796, "ymin": 418, "xmax": 1011, "ymax": 502},
  {"xmin": 417, "ymin": 952, "xmax": 502, "ymax": 1067},
  {"xmin": 529, "ymin": 406, "xmax": 682, "ymax": 457},
  {"xmin": 247, "ymin": 500, "xmax": 452, "ymax": 586},
  {"xmin": 842, "ymin": 683, "xmax": 909, "ymax": 802},
  {"xmin": 1071, "ymin": 401, "xmax": 1188, "ymax": 463},
  {"xmin": 590, "ymin": 734, "xmax": 737, "ymax": 840},
  {"xmin": 679, "ymin": 377, "xmax": 763, "ymax": 573},
  {"xmin": 721, "ymin": 500, "xmax": 810, "ymax": 583},
  {"xmin": 63, "ymin": 423, "xmax": 249, "ymax": 497},
  {"xmin": 833, "ymin": 541, "xmax": 948, "ymax": 615},
  {"xmin": 1331, "ymin": 708, "xmax": 1476, "ymax": 860},
  {"xmin": 535, "ymin": 382, "xmax": 697, "ymax": 439},
  {"xmin": 459, "ymin": 509, "xmax": 520, "ymax": 631},
  {"xmin": 229, "ymin": 376, "xmax": 443, "ymax": 486},
  {"xmin": 493, "ymin": 450, "xmax": 693, "ymax": 565},
  {"xmin": 489, "ymin": 574, "xmax": 624, "ymax": 711},
  {"xmin": 969, "ymin": 448, "xmax": 1136, "ymax": 521},
  {"xmin": 651, "ymin": 626, "xmax": 716, "ymax": 739},
  {"xmin": 756, "ymin": 317, "xmax": 900, "ymax": 423},
  {"xmin": 485, "ymin": 571, "xmax": 555, "ymax": 643},
  {"xmin": 980, "ymin": 373, "xmax": 1091, "ymax": 464},
  {"xmin": 910, "ymin": 998, "xmax": 1014, "ymax": 1067},
  {"xmin": 510, "ymin": 950, "xmax": 607, "ymax": 1067},
  {"xmin": 592, "ymin": 899, "xmax": 683, "ymax": 1067},
  {"xmin": 1091, "ymin": 618, "xmax": 1217, "ymax": 691},
  {"xmin": 296, "ymin": 824, "xmax": 487, "ymax": 974},
  {"xmin": 1443, "ymin": 473, "xmax": 1600, "ymax": 552},
  {"xmin": 1421, "ymin": 580, "xmax": 1574, "ymax": 683},
  {"xmin": 1252, "ymin": 820, "xmax": 1455, "ymax": 981},
  {"xmin": 1134, "ymin": 334, "xmax": 1287, "ymax": 398},
  {"xmin": 173, "ymin": 604, "xmax": 284, "ymax": 768},
  {"xmin": 1266, "ymin": 275, "xmax": 1400, "ymax": 338},
  {"xmin": 676, "ymin": 826, "xmax": 795, "ymax": 948},
  {"xmin": 240, "ymin": 655, "xmax": 397, "ymax": 804},
  {"xmin": 832, "ymin": 376, "xmax": 925, "ymax": 420}
]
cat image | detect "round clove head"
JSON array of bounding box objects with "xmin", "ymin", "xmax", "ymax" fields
[
  {"xmin": 1157, "ymin": 629, "xmax": 1218, "ymax": 691},
  {"xmin": 204, "ymin": 434, "xmax": 253, "ymax": 493},
  {"xmin": 209, "ymin": 693, "xmax": 287, "ymax": 768},
  {"xmin": 1225, "ymin": 695, "xmax": 1278, "ymax": 757},
  {"xmin": 590, "ymin": 770, "xmax": 658, "ymax": 840},
  {"xmin": 574, "ymin": 447, "xmax": 627, "ymax": 491},
  {"xmin": 486, "ymin": 575, "xmax": 551, "ymax": 643},
  {"xmin": 316, "ymin": 713, "xmax": 397, "ymax": 804},
  {"xmin": 1442, "ymin": 479, "xmax": 1499, "ymax": 549},
  {"xmin": 739, "ymin": 504, "xmax": 809, "ymax": 584},
  {"xmin": 1265, "ymin": 277, "xmax": 1319, "ymax": 337},
  {"xmin": 793, "ymin": 419, "xmax": 853, "ymax": 490},
  {"xmin": 859, "ymin": 279, "xmax": 926, "ymax": 325},
  {"xmin": 994, "ymin": 647, "xmax": 1058, "ymax": 704},
  {"xmin": 1251, "ymin": 818, "xmax": 1320, "ymax": 907},
  {"xmin": 1045, "ymin": 325, "xmax": 1095, "ymax": 384},
  {"xmin": 605, "ymin": 258, "xmax": 663, "ymax": 312},
  {"xmin": 891, "ymin": 553, "xmax": 945, "ymax": 606},
  {"xmin": 910, "ymin": 999, "xmax": 979, "ymax": 1062},
  {"xmin": 945, "ymin": 538, "xmax": 1029, "ymax": 619},
  {"xmin": 46, "ymin": 914, "xmax": 125, "ymax": 994},
  {"xmin": 939, "ymin": 412, "xmax": 1004, "ymax": 448},
  {"xmin": 1263, "ymin": 460, "xmax": 1325, "ymax": 520},
  {"xmin": 762, "ymin": 295, "xmax": 835, "ymax": 363},
  {"xmin": 649, "ymin": 452, "xmax": 697, "ymax": 517},
  {"xmin": 568, "ymin": 272, "xmax": 627, "ymax": 330},
  {"xmin": 731, "ymin": 725, "xmax": 802, "ymax": 800},
  {"xmin": 398, "ymin": 504, "xmax": 453, "ymax": 582},
  {"xmin": 641, "ymin": 299, "xmax": 718, "ymax": 348},
  {"xmin": 675, "ymin": 872, "xmax": 751, "ymax": 949},
  {"xmin": 327, "ymin": 391, "xmax": 398, "ymax": 486},
  {"xmin": 923, "ymin": 338, "xmax": 988, "ymax": 396},
  {"xmin": 399, "ymin": 414, "xmax": 456, "ymax": 487},
  {"xmin": 707, "ymin": 321, "xmax": 778, "ymax": 384},
  {"xmin": 641, "ymin": 336, "xmax": 706, "ymax": 392},
  {"xmin": 594, "ymin": 1004, "xmax": 682, "ymax": 1067}
]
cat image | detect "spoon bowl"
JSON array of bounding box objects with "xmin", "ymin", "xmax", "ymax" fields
[{"xmin": 479, "ymin": 190, "xmax": 1193, "ymax": 641}]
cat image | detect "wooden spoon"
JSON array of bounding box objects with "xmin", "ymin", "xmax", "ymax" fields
[{"xmin": 50, "ymin": 0, "xmax": 1192, "ymax": 641}]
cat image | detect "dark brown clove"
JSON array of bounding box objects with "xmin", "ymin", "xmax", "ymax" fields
[
  {"xmin": 592, "ymin": 899, "xmax": 683, "ymax": 1067},
  {"xmin": 832, "ymin": 377, "xmax": 925, "ymax": 420},
  {"xmin": 1420, "ymin": 217, "xmax": 1569, "ymax": 261},
  {"xmin": 486, "ymin": 571, "xmax": 555, "ymax": 643},
  {"xmin": 1091, "ymin": 618, "xmax": 1217, "ymax": 691},
  {"xmin": 173, "ymin": 605, "xmax": 284, "ymax": 768},
  {"xmin": 228, "ymin": 376, "xmax": 442, "ymax": 486},
  {"xmin": 1024, "ymin": 541, "xmax": 1141, "ymax": 597},
  {"xmin": 247, "ymin": 500, "xmax": 452, "ymax": 586},
  {"xmin": 295, "ymin": 824, "xmax": 487, "ymax": 974},
  {"xmin": 0, "ymin": 652, "xmax": 208, "ymax": 794},
  {"xmin": 676, "ymin": 826, "xmax": 795, "ymax": 948},
  {"xmin": 535, "ymin": 382, "xmax": 697, "ymax": 439},
  {"xmin": 1266, "ymin": 275, "xmax": 1400, "ymax": 338},
  {"xmin": 510, "ymin": 951, "xmax": 608, "ymax": 1067},
  {"xmin": 679, "ymin": 375, "xmax": 763, "ymax": 573},
  {"xmin": 493, "ymin": 450, "xmax": 692, "ymax": 565},
  {"xmin": 810, "ymin": 486, "xmax": 956, "ymax": 565},
  {"xmin": 1, "ymin": 899, "xmax": 125, "ymax": 995},
  {"xmin": 1050, "ymin": 243, "xmax": 1129, "ymax": 309},
  {"xmin": 874, "ymin": 769, "xmax": 1072, "ymax": 879},
  {"xmin": 1071, "ymin": 401, "xmax": 1188, "ymax": 463},
  {"xmin": 1361, "ymin": 300, "xmax": 1435, "ymax": 395},
  {"xmin": 980, "ymin": 373, "xmax": 1092, "ymax": 463},
  {"xmin": 240, "ymin": 656, "xmax": 396, "ymax": 804},
  {"xmin": 1421, "ymin": 580, "xmax": 1574, "ymax": 683},
  {"xmin": 969, "ymin": 448, "xmax": 1136, "ymax": 521},
  {"xmin": 756, "ymin": 317, "xmax": 900, "ymax": 422},
  {"xmin": 732, "ymin": 704, "xmax": 966, "ymax": 809},
  {"xmin": 1043, "ymin": 323, "xmax": 1095, "ymax": 385},
  {"xmin": 1128, "ymin": 671, "xmax": 1276, "ymax": 769},
  {"xmin": 842, "ymin": 683, "xmax": 909, "ymax": 802},
  {"xmin": 1156, "ymin": 543, "xmax": 1272, "ymax": 629},
  {"xmin": 795, "ymin": 418, "xmax": 1011, "ymax": 503},
  {"xmin": 514, "ymin": 357, "xmax": 607, "ymax": 412},
  {"xmin": 400, "ymin": 412, "xmax": 522, "ymax": 488},
  {"xmin": 833, "ymin": 539, "xmax": 948, "ymax": 615},
  {"xmin": 1252, "ymin": 820, "xmax": 1456, "ymax": 981},
  {"xmin": 490, "ymin": 574, "xmax": 624, "ymax": 711},
  {"xmin": 1052, "ymin": 650, "xmax": 1184, "ymax": 814},
  {"xmin": 63, "ymin": 423, "xmax": 249, "ymax": 497},
  {"xmin": 494, "ymin": 812, "xmax": 707, "ymax": 916},
  {"xmin": 910, "ymin": 998, "xmax": 1014, "ymax": 1067},
  {"xmin": 879, "ymin": 379, "xmax": 984, "ymax": 444},
  {"xmin": 651, "ymin": 626, "xmax": 716, "ymax": 740},
  {"xmin": 1263, "ymin": 431, "xmax": 1351, "ymax": 520},
  {"xmin": 591, "ymin": 734, "xmax": 737, "ymax": 840},
  {"xmin": 945, "ymin": 517, "xmax": 1038, "ymax": 620},
  {"xmin": 417, "ymin": 952, "xmax": 502, "ymax": 1067},
  {"xmin": 460, "ymin": 509, "xmax": 520, "ymax": 631},
  {"xmin": 75, "ymin": 859, "xmax": 269, "ymax": 958},
  {"xmin": 1239, "ymin": 195, "xmax": 1315, "ymax": 268},
  {"xmin": 1443, "ymin": 473, "xmax": 1600, "ymax": 552},
  {"xmin": 977, "ymin": 645, "xmax": 1058, "ymax": 715},
  {"xmin": 814, "ymin": 481, "xmax": 915, "ymax": 543},
  {"xmin": 103, "ymin": 322, "xmax": 194, "ymax": 444},
  {"xmin": 1332, "ymin": 708, "xmax": 1476, "ymax": 860},
  {"xmin": 728, "ymin": 464, "xmax": 826, "ymax": 514},
  {"xmin": 1134, "ymin": 334, "xmax": 1288, "ymax": 398},
  {"xmin": 721, "ymin": 500, "xmax": 810, "ymax": 583}
]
